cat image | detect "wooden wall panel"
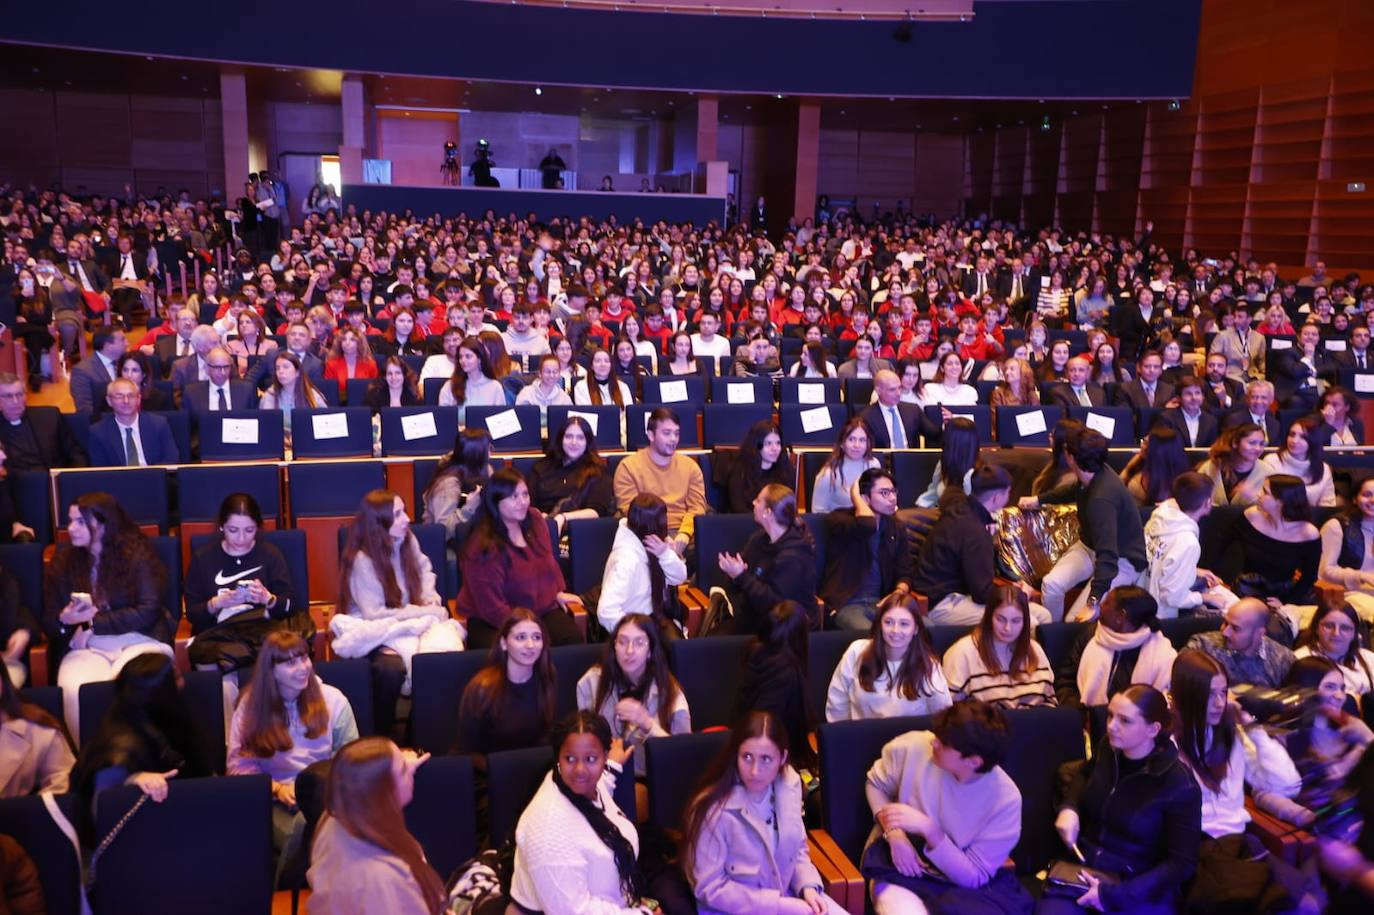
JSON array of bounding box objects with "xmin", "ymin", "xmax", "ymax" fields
[
  {"xmin": 376, "ymin": 113, "xmax": 458, "ymax": 188},
  {"xmin": 856, "ymin": 130, "xmax": 914, "ymax": 211},
  {"xmin": 912, "ymin": 133, "xmax": 964, "ymax": 217},
  {"xmin": 55, "ymin": 92, "xmax": 131, "ymax": 168},
  {"xmin": 965, "ymin": 131, "xmax": 994, "ymax": 215},
  {"xmin": 818, "ymin": 128, "xmax": 858, "ymax": 201},
  {"xmin": 0, "ymin": 88, "xmax": 60, "ymax": 186}
]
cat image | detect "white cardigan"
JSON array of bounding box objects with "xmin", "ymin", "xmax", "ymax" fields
[
  {"xmin": 825, "ymin": 638, "xmax": 953, "ymax": 722},
  {"xmin": 511, "ymin": 765, "xmax": 648, "ymax": 915},
  {"xmin": 595, "ymin": 521, "xmax": 688, "ymax": 631}
]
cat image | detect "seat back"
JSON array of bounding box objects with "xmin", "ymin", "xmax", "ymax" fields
[
  {"xmin": 0, "ymin": 793, "xmax": 84, "ymax": 915},
  {"xmin": 1066, "ymin": 406, "xmax": 1137, "ymax": 447},
  {"xmin": 779, "ymin": 403, "xmax": 848, "ymax": 447},
  {"xmin": 466, "ymin": 405, "xmax": 543, "ymax": 453},
  {"xmin": 12, "ymin": 471, "xmax": 53, "ymax": 545},
  {"xmin": 567, "ymin": 517, "xmax": 621, "ymax": 594},
  {"xmin": 922, "ymin": 405, "xmax": 994, "ymax": 446},
  {"xmin": 780, "ymin": 377, "xmax": 843, "ymax": 405},
  {"xmin": 18, "ymin": 686, "xmax": 63, "ymax": 723},
  {"xmin": 889, "ymin": 451, "xmax": 943, "ymax": 504},
  {"xmin": 644, "ymin": 730, "xmax": 731, "ymax": 830},
  {"xmin": 843, "ymin": 377, "xmax": 875, "ymax": 407},
  {"xmin": 344, "ymin": 377, "xmax": 372, "ymax": 407},
  {"xmin": 807, "ymin": 629, "xmax": 865, "ymax": 721},
  {"xmin": 0, "ymin": 542, "xmax": 44, "ymax": 625},
  {"xmin": 818, "ymin": 715, "xmax": 933, "ymax": 863},
  {"xmin": 552, "ymin": 643, "xmax": 607, "ymax": 717},
  {"xmin": 995, "ymin": 405, "xmax": 1063, "ymax": 446},
  {"xmin": 177, "ymin": 464, "xmax": 282, "ymax": 524},
  {"xmin": 150, "ymin": 534, "xmax": 183, "ymax": 628},
  {"xmin": 669, "ymin": 635, "xmax": 750, "ymax": 729},
  {"xmin": 642, "ymin": 375, "xmax": 706, "ymax": 407},
  {"xmin": 315, "ymin": 658, "xmax": 375, "ymax": 737},
  {"xmin": 147, "ymin": 410, "xmax": 192, "ymax": 463},
  {"xmin": 929, "ymin": 624, "xmax": 973, "ymax": 657},
  {"xmin": 92, "ymin": 776, "xmax": 273, "ymax": 915},
  {"xmin": 692, "ymin": 513, "xmax": 759, "ymax": 592},
  {"xmin": 487, "ymin": 746, "xmax": 637, "ymax": 847},
  {"xmin": 548, "ymin": 405, "xmax": 623, "ymax": 451},
  {"xmin": 405, "ymin": 754, "xmax": 477, "ymax": 878},
  {"xmin": 287, "ymin": 461, "xmax": 387, "ymax": 519},
  {"xmin": 627, "ymin": 405, "xmax": 702, "ymax": 449},
  {"xmin": 196, "ymin": 410, "xmax": 286, "ymax": 461},
  {"xmin": 711, "ymin": 376, "xmax": 773, "ymax": 406},
  {"xmin": 1035, "ymin": 621, "xmax": 1091, "ymax": 674},
  {"xmin": 379, "ymin": 405, "xmax": 459, "ymax": 456},
  {"xmin": 1158, "ymin": 614, "xmax": 1222, "ymax": 650},
  {"xmin": 290, "ymin": 407, "xmax": 374, "ymax": 458},
  {"xmin": 410, "ymin": 650, "xmax": 493, "ymax": 754},
  {"xmin": 999, "ymin": 706, "xmax": 1087, "ymax": 872},
  {"xmin": 55, "ymin": 468, "xmax": 170, "ymax": 534},
  {"xmin": 702, "ymin": 403, "xmax": 773, "ymax": 446}
]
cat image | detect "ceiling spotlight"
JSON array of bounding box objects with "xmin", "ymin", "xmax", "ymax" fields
[
  {"xmin": 775, "ymin": 93, "xmax": 784, "ymax": 100},
  {"xmin": 534, "ymin": 87, "xmax": 542, "ymax": 96},
  {"xmin": 1168, "ymin": 99, "xmax": 1181, "ymax": 111}
]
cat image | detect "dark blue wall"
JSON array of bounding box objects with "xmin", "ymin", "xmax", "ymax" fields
[
  {"xmin": 342, "ymin": 184, "xmax": 726, "ymax": 226},
  {"xmin": 4, "ymin": 0, "xmax": 1199, "ymax": 99}
]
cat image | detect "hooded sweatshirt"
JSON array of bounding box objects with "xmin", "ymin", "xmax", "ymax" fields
[{"xmin": 1142, "ymin": 498, "xmax": 1203, "ymax": 618}]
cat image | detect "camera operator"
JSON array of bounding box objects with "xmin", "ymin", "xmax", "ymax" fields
[{"xmin": 469, "ymin": 140, "xmax": 498, "ymax": 188}]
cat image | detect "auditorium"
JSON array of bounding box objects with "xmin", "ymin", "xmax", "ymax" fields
[{"xmin": 0, "ymin": 0, "xmax": 1372, "ymax": 911}]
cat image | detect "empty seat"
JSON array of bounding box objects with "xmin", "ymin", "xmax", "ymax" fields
[
  {"xmin": 314, "ymin": 658, "xmax": 375, "ymax": 736},
  {"xmin": 410, "ymin": 650, "xmax": 492, "ymax": 754},
  {"xmin": 466, "ymin": 404, "xmax": 543, "ymax": 453},
  {"xmin": 780, "ymin": 377, "xmax": 843, "ymax": 405},
  {"xmin": 779, "ymin": 403, "xmax": 848, "ymax": 447},
  {"xmin": 644, "ymin": 730, "xmax": 731, "ymax": 830},
  {"xmin": 669, "ymin": 635, "xmax": 750, "ymax": 729},
  {"xmin": 405, "ymin": 754, "xmax": 477, "ymax": 878},
  {"xmin": 290, "ymin": 407, "xmax": 374, "ymax": 459},
  {"xmin": 922, "ymin": 405, "xmax": 994, "ymax": 446},
  {"xmin": 1067, "ymin": 406, "xmax": 1137, "ymax": 447},
  {"xmin": 197, "ymin": 410, "xmax": 286, "ymax": 462},
  {"xmin": 703, "ymin": 403, "xmax": 772, "ymax": 446},
  {"xmin": 995, "ymin": 405, "xmax": 1063, "ymax": 446},
  {"xmin": 711, "ymin": 376, "xmax": 773, "ymax": 406},
  {"xmin": 379, "ymin": 405, "xmax": 459, "ymax": 456},
  {"xmin": 287, "ymin": 460, "xmax": 386, "ymax": 603},
  {"xmin": 642, "ymin": 375, "xmax": 706, "ymax": 406},
  {"xmin": 566, "ymin": 517, "xmax": 621, "ymax": 594}
]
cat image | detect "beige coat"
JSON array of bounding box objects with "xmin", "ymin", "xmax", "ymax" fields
[{"xmin": 0, "ymin": 717, "xmax": 74, "ymax": 799}]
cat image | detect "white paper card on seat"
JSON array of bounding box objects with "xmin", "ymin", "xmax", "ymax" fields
[
  {"xmin": 1325, "ymin": 339, "xmax": 1348, "ymax": 351},
  {"xmin": 1015, "ymin": 410, "xmax": 1048, "ymax": 437},
  {"xmin": 1355, "ymin": 374, "xmax": 1374, "ymax": 394},
  {"xmin": 311, "ymin": 412, "xmax": 349, "ymax": 440},
  {"xmin": 400, "ymin": 411, "xmax": 437, "ymax": 441},
  {"xmin": 568, "ymin": 410, "xmax": 600, "ymax": 435},
  {"xmin": 658, "ymin": 379, "xmax": 688, "ymax": 403},
  {"xmin": 799, "ymin": 406, "xmax": 834, "ymax": 434},
  {"xmin": 1040, "ymin": 276, "xmax": 1051, "ymax": 288},
  {"xmin": 221, "ymin": 417, "xmax": 259, "ymax": 444},
  {"xmin": 1085, "ymin": 412, "xmax": 1116, "ymax": 439},
  {"xmin": 726, "ymin": 383, "xmax": 755, "ymax": 404},
  {"xmin": 485, "ymin": 409, "xmax": 522, "ymax": 440},
  {"xmin": 1270, "ymin": 338, "xmax": 1293, "ymax": 350},
  {"xmin": 797, "ymin": 383, "xmax": 826, "ymax": 404}
]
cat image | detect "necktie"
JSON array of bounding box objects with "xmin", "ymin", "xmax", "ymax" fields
[
  {"xmin": 1077, "ymin": 387, "xmax": 1090, "ymax": 407},
  {"xmin": 179, "ymin": 339, "xmax": 190, "ymax": 358},
  {"xmin": 1359, "ymin": 353, "xmax": 1366, "ymax": 370},
  {"xmin": 888, "ymin": 406, "xmax": 907, "ymax": 449},
  {"xmin": 124, "ymin": 427, "xmax": 140, "ymax": 466},
  {"xmin": 1012, "ymin": 277, "xmax": 1021, "ymax": 299},
  {"xmin": 121, "ymin": 254, "xmax": 130, "ymax": 275},
  {"xmin": 1144, "ymin": 384, "xmax": 1155, "ymax": 406},
  {"xmin": 217, "ymin": 387, "xmax": 228, "ymax": 411}
]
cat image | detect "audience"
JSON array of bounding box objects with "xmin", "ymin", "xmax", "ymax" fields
[
  {"xmin": 0, "ymin": 660, "xmax": 73, "ymax": 798},
  {"xmin": 612, "ymin": 408, "xmax": 705, "ymax": 558},
  {"xmin": 455, "ymin": 608, "xmax": 556, "ymax": 767},
  {"xmin": 419, "ymin": 428, "xmax": 494, "ymax": 544},
  {"xmin": 708, "ymin": 484, "xmax": 818, "ymax": 634},
  {"xmin": 822, "ymin": 469, "xmax": 915, "ymax": 631},
  {"xmin": 1228, "ymin": 473, "xmax": 1321, "ymax": 610},
  {"xmin": 1055, "ymin": 586, "xmax": 1176, "ymax": 708},
  {"xmin": 1293, "ymin": 603, "xmax": 1374, "ymax": 706},
  {"xmin": 1319, "ymin": 476, "xmax": 1374, "ymax": 624},
  {"xmin": 824, "ymin": 594, "xmax": 951, "ymax": 721},
  {"xmin": 1185, "ymin": 598, "xmax": 1295, "ymax": 690},
  {"xmin": 734, "ymin": 600, "xmax": 815, "ymax": 770},
  {"xmin": 596, "ymin": 494, "xmax": 689, "ymax": 635},
  {"xmin": 526, "ymin": 414, "xmax": 615, "ymax": 528},
  {"xmin": 1141, "ymin": 471, "xmax": 1237, "ymax": 618},
  {"xmin": 1261, "ymin": 414, "xmax": 1339, "ymax": 508},
  {"xmin": 810, "ymin": 417, "xmax": 882, "ymax": 513},
  {"xmin": 716, "ymin": 419, "xmax": 794, "ymax": 514}
]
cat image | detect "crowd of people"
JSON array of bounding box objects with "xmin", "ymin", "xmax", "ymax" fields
[{"xmin": 0, "ymin": 180, "xmax": 1373, "ymax": 912}]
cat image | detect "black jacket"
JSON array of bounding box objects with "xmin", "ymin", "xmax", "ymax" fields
[
  {"xmin": 43, "ymin": 545, "xmax": 173, "ymax": 662},
  {"xmin": 1040, "ymin": 467, "xmax": 1146, "ymax": 603},
  {"xmin": 727, "ymin": 525, "xmax": 819, "ymax": 632},
  {"xmin": 1158, "ymin": 407, "xmax": 1220, "ymax": 448},
  {"xmin": 911, "ymin": 493, "xmax": 996, "ymax": 609},
  {"xmin": 820, "ymin": 509, "xmax": 913, "ymax": 610},
  {"xmin": 0, "ymin": 407, "xmax": 88, "ymax": 472},
  {"xmin": 1059, "ymin": 739, "xmax": 1201, "ymax": 910},
  {"xmin": 734, "ymin": 646, "xmax": 813, "ymax": 769}
]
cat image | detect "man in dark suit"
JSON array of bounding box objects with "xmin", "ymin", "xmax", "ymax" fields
[
  {"xmin": 181, "ymin": 347, "xmax": 256, "ymax": 411},
  {"xmin": 1201, "ymin": 352, "xmax": 1246, "ymax": 415},
  {"xmin": 1331, "ymin": 322, "xmax": 1373, "ymax": 373},
  {"xmin": 1049, "ymin": 356, "xmax": 1108, "ymax": 409},
  {"xmin": 961, "ymin": 256, "xmax": 997, "ymax": 299},
  {"xmin": 0, "ymin": 375, "xmax": 88, "ymax": 472},
  {"xmin": 1110, "ymin": 286, "xmax": 1164, "ymax": 361},
  {"xmin": 87, "ymin": 379, "xmax": 179, "ymax": 467},
  {"xmin": 58, "ymin": 237, "xmax": 110, "ymax": 319},
  {"xmin": 99, "ymin": 233, "xmax": 154, "ymax": 325},
  {"xmin": 1159, "ymin": 376, "xmax": 1220, "ymax": 448},
  {"xmin": 1271, "ymin": 323, "xmax": 1338, "ymax": 410},
  {"xmin": 996, "ymin": 258, "xmax": 1033, "ymax": 312},
  {"xmin": 153, "ymin": 309, "xmax": 199, "ymax": 378},
  {"xmin": 69, "ymin": 328, "xmax": 126, "ymax": 414},
  {"xmin": 858, "ymin": 370, "xmax": 933, "ymax": 448},
  {"xmin": 1113, "ymin": 349, "xmax": 1176, "ymax": 411},
  {"xmin": 1222, "ymin": 380, "xmax": 1282, "ymax": 446},
  {"xmin": 248, "ymin": 322, "xmax": 324, "ymax": 392}
]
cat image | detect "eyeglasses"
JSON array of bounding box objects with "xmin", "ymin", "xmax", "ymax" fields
[
  {"xmin": 1319, "ymin": 621, "xmax": 1356, "ymax": 636},
  {"xmin": 615, "ymin": 636, "xmax": 649, "ymax": 651},
  {"xmin": 205, "ymin": 363, "xmax": 233, "ymax": 370},
  {"xmin": 871, "ymin": 488, "xmax": 897, "ymax": 498}
]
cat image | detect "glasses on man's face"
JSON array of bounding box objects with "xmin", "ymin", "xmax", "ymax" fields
[
  {"xmin": 0, "ymin": 391, "xmax": 26, "ymax": 401},
  {"xmin": 206, "ymin": 362, "xmax": 233, "ymax": 371},
  {"xmin": 871, "ymin": 487, "xmax": 897, "ymax": 498}
]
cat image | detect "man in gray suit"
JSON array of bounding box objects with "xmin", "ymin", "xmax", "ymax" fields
[
  {"xmin": 69, "ymin": 328, "xmax": 126, "ymax": 413},
  {"xmin": 1208, "ymin": 303, "xmax": 1266, "ymax": 385}
]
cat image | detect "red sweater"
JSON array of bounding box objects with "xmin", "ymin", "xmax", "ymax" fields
[{"xmin": 455, "ymin": 509, "xmax": 567, "ymax": 629}]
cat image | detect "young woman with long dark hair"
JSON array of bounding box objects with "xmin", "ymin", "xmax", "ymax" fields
[
  {"xmin": 307, "ymin": 736, "xmax": 445, "ymax": 914},
  {"xmin": 810, "ymin": 417, "xmax": 881, "ymax": 513},
  {"xmin": 943, "ymin": 584, "xmax": 1056, "ymax": 707},
  {"xmin": 1121, "ymin": 423, "xmax": 1191, "ymax": 506},
  {"xmin": 597, "ymin": 494, "xmax": 688, "ymax": 635},
  {"xmin": 681, "ymin": 711, "xmax": 844, "ymax": 915},
  {"xmin": 455, "ymin": 467, "xmax": 583, "ymax": 649},
  {"xmin": 510, "ymin": 711, "xmax": 655, "ymax": 914},
  {"xmin": 334, "ymin": 490, "xmax": 460, "ymax": 737},
  {"xmin": 576, "ymin": 613, "xmax": 690, "ymax": 776},
  {"xmin": 712, "ymin": 484, "xmax": 819, "ymax": 634},
  {"xmin": 1261, "ymin": 414, "xmax": 1339, "ymax": 508},
  {"xmin": 228, "ymin": 630, "xmax": 359, "ymax": 855},
  {"xmin": 420, "ymin": 427, "xmax": 495, "ymax": 543},
  {"xmin": 914, "ymin": 416, "xmax": 979, "ymax": 509},
  {"xmin": 528, "ymin": 415, "xmax": 615, "ymax": 533},
  {"xmin": 825, "ymin": 594, "xmax": 951, "ymax": 722},
  {"xmin": 45, "ymin": 491, "xmax": 174, "ymax": 739},
  {"xmin": 1196, "ymin": 422, "xmax": 1268, "ymax": 506},
  {"xmin": 718, "ymin": 419, "xmax": 795, "ymax": 515},
  {"xmin": 1294, "ymin": 603, "xmax": 1374, "ymax": 707},
  {"xmin": 456, "ymin": 608, "xmax": 557, "ymax": 767}
]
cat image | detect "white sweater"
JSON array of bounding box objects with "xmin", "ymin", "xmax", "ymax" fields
[
  {"xmin": 1141, "ymin": 499, "xmax": 1205, "ymax": 617},
  {"xmin": 595, "ymin": 521, "xmax": 689, "ymax": 632},
  {"xmin": 1294, "ymin": 645, "xmax": 1374, "ymax": 698},
  {"xmin": 1181, "ymin": 725, "xmax": 1301, "ymax": 838},
  {"xmin": 511, "ymin": 766, "xmax": 649, "ymax": 915},
  {"xmin": 825, "ymin": 638, "xmax": 952, "ymax": 722},
  {"xmin": 1260, "ymin": 451, "xmax": 1338, "ymax": 508}
]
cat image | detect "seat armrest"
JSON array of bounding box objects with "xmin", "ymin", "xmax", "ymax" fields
[
  {"xmin": 1245, "ymin": 798, "xmax": 1315, "ymax": 865},
  {"xmin": 808, "ymin": 829, "xmax": 864, "ymax": 915}
]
